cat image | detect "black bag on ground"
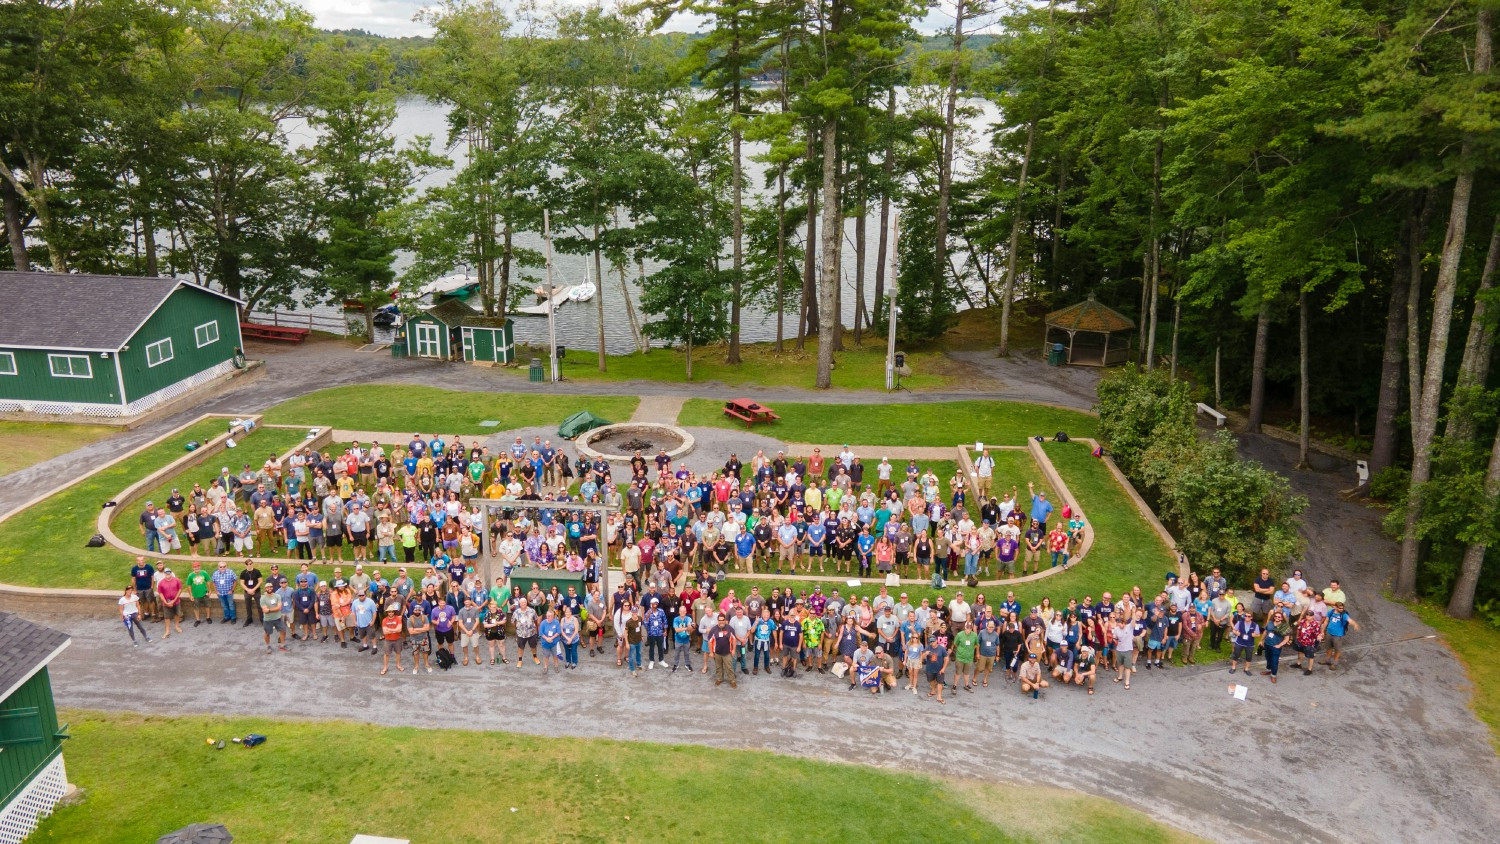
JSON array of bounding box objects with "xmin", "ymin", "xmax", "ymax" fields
[
  {"xmin": 1055, "ymin": 431, "xmax": 1070, "ymax": 443},
  {"xmin": 86, "ymin": 533, "xmax": 106, "ymax": 548},
  {"xmin": 966, "ymin": 575, "xmax": 979, "ymax": 588},
  {"xmin": 435, "ymin": 647, "xmax": 456, "ymax": 670}
]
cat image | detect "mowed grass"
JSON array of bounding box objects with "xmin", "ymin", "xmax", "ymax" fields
[
  {"xmin": 718, "ymin": 443, "xmax": 1172, "ymax": 612},
  {"xmin": 679, "ymin": 399, "xmax": 1097, "ymax": 447},
  {"xmin": 1411, "ymin": 603, "xmax": 1500, "ymax": 754},
  {"xmin": 108, "ymin": 428, "xmax": 311, "ymax": 539},
  {"xmin": 261, "ymin": 385, "xmax": 639, "ymax": 435},
  {"xmin": 521, "ymin": 337, "xmax": 964, "ymax": 391},
  {"xmin": 0, "ymin": 421, "xmax": 117, "ymax": 476},
  {"xmin": 35, "ymin": 710, "xmax": 1196, "ymax": 844},
  {"xmin": 0, "ymin": 419, "xmax": 233, "ymax": 589}
]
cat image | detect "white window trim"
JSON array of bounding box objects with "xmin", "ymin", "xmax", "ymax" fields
[
  {"xmin": 194, "ymin": 320, "xmax": 219, "ymax": 348},
  {"xmin": 0, "ymin": 352, "xmax": 14, "ymax": 376},
  {"xmin": 145, "ymin": 338, "xmax": 174, "ymax": 368},
  {"xmin": 47, "ymin": 353, "xmax": 91, "ymax": 379}
]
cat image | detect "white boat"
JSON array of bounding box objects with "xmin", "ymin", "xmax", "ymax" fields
[
  {"xmin": 568, "ymin": 281, "xmax": 596, "ymax": 302},
  {"xmin": 412, "ymin": 274, "xmax": 478, "ymax": 300}
]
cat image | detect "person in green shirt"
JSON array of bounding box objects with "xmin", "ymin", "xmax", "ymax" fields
[
  {"xmin": 873, "ymin": 506, "xmax": 891, "ymax": 537},
  {"xmin": 397, "ymin": 522, "xmax": 419, "ymax": 563},
  {"xmin": 466, "ymin": 459, "xmax": 485, "ymax": 493},
  {"xmin": 489, "ymin": 577, "xmax": 512, "ymax": 608},
  {"xmin": 185, "ymin": 560, "xmax": 212, "ymax": 627},
  {"xmin": 802, "ymin": 613, "xmax": 825, "ymax": 672},
  {"xmin": 953, "ymin": 622, "xmax": 979, "ymax": 692}
]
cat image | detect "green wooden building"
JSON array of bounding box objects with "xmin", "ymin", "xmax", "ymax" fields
[
  {"xmin": 0, "ymin": 614, "xmax": 71, "ymax": 844},
  {"xmin": 0, "ymin": 272, "xmax": 245, "ymax": 418},
  {"xmin": 403, "ymin": 298, "xmax": 514, "ymax": 364}
]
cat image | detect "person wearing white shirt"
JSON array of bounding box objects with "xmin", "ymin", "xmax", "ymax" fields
[
  {"xmin": 973, "ymin": 450, "xmax": 995, "ymax": 496},
  {"xmin": 839, "ymin": 446, "xmax": 856, "ymax": 469}
]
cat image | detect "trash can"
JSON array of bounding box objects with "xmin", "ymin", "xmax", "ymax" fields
[
  {"xmin": 390, "ymin": 334, "xmax": 406, "ymax": 358},
  {"xmin": 529, "ymin": 357, "xmax": 544, "ymax": 382},
  {"xmin": 1048, "ymin": 343, "xmax": 1066, "ymax": 366}
]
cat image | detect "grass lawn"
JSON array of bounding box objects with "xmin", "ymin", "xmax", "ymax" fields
[
  {"xmin": 107, "ymin": 428, "xmax": 312, "ymax": 539},
  {"xmin": 0, "ymin": 419, "xmax": 230, "ymax": 589},
  {"xmin": 0, "ymin": 421, "xmax": 116, "ymax": 477},
  {"xmin": 261, "ymin": 385, "xmax": 640, "ymax": 435},
  {"xmin": 679, "ymin": 399, "xmax": 1097, "ymax": 447},
  {"xmin": 517, "ymin": 336, "xmax": 965, "ymax": 391},
  {"xmin": 35, "ymin": 710, "xmax": 1195, "ymax": 844},
  {"xmin": 718, "ymin": 442, "xmax": 1172, "ymax": 612},
  {"xmin": 1411, "ymin": 603, "xmax": 1500, "ymax": 754}
]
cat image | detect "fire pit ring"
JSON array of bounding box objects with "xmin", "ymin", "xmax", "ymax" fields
[{"xmin": 576, "ymin": 422, "xmax": 695, "ymax": 464}]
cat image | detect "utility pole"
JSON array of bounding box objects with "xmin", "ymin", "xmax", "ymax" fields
[
  {"xmin": 544, "ymin": 209, "xmax": 559, "ymax": 383},
  {"xmin": 884, "ymin": 215, "xmax": 900, "ymax": 391}
]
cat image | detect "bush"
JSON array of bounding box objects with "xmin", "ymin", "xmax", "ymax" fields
[
  {"xmin": 1098, "ymin": 365, "xmax": 1306, "ymax": 584},
  {"xmin": 1094, "ymin": 364, "xmax": 1195, "ymax": 477},
  {"xmin": 1152, "ymin": 431, "xmax": 1308, "ymax": 584}
]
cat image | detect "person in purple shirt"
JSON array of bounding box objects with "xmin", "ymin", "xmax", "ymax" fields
[{"xmin": 431, "ymin": 601, "xmax": 457, "ymax": 650}]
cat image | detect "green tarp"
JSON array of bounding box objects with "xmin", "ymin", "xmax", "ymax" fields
[{"xmin": 558, "ymin": 410, "xmax": 611, "ymax": 439}]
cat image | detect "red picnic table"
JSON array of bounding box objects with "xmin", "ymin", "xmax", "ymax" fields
[{"xmin": 723, "ymin": 398, "xmax": 779, "ymax": 427}]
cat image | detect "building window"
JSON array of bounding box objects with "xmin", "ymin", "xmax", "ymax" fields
[
  {"xmin": 146, "ymin": 338, "xmax": 173, "ymax": 368},
  {"xmin": 0, "ymin": 351, "xmax": 14, "ymax": 376},
  {"xmin": 194, "ymin": 320, "xmax": 219, "ymax": 348},
  {"xmin": 48, "ymin": 354, "xmax": 91, "ymax": 379}
]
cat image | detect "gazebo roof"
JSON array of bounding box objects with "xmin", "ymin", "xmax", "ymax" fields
[{"xmin": 1045, "ymin": 296, "xmax": 1136, "ymax": 333}]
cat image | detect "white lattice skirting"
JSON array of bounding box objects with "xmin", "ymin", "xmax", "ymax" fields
[
  {"xmin": 0, "ymin": 753, "xmax": 67, "ymax": 844},
  {"xmin": 0, "ymin": 358, "xmax": 236, "ymax": 419}
]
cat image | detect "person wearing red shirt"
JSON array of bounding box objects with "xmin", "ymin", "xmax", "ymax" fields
[{"xmin": 1047, "ymin": 527, "xmax": 1071, "ymax": 569}]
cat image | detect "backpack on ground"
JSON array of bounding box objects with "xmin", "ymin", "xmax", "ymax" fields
[
  {"xmin": 435, "ymin": 647, "xmax": 456, "ymax": 670},
  {"xmin": 1055, "ymin": 431, "xmax": 1070, "ymax": 443}
]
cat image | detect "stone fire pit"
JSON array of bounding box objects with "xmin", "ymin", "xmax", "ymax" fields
[{"xmin": 576, "ymin": 422, "xmax": 695, "ymax": 463}]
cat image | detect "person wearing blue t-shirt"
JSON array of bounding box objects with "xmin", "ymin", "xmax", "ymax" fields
[
  {"xmin": 856, "ymin": 529, "xmax": 876, "ymax": 577},
  {"xmin": 1027, "ymin": 481, "xmax": 1054, "ymax": 530},
  {"xmin": 752, "ymin": 610, "xmax": 776, "ymax": 674},
  {"xmin": 780, "ymin": 613, "xmax": 803, "ymax": 676},
  {"xmin": 735, "ymin": 531, "xmax": 756, "ymax": 573},
  {"xmin": 1321, "ymin": 602, "xmax": 1359, "ymax": 669},
  {"xmin": 671, "ymin": 606, "xmax": 695, "ymax": 672}
]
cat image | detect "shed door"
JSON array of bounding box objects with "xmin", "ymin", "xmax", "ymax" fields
[
  {"xmin": 415, "ymin": 323, "xmax": 442, "ymax": 358},
  {"xmin": 461, "ymin": 327, "xmax": 475, "ymax": 361}
]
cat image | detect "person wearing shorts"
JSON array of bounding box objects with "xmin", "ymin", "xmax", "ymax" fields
[
  {"xmin": 1322, "ymin": 602, "xmax": 1359, "ymax": 669},
  {"xmin": 457, "ymin": 596, "xmax": 483, "ymax": 666},
  {"xmin": 976, "ymin": 619, "xmax": 999, "ymax": 687},
  {"xmin": 431, "ymin": 600, "xmax": 457, "ymax": 651},
  {"xmin": 512, "ymin": 599, "xmax": 540, "ymax": 666},
  {"xmin": 379, "ymin": 608, "xmax": 405, "ymax": 675},
  {"xmin": 408, "ymin": 606, "xmax": 433, "ymax": 673},
  {"xmin": 260, "ymin": 589, "xmax": 288, "ymax": 652},
  {"xmin": 1112, "ymin": 616, "xmax": 1135, "ymax": 690},
  {"xmin": 1229, "ymin": 606, "xmax": 1260, "ymax": 676}
]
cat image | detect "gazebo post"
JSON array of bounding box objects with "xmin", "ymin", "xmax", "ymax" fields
[{"xmin": 1067, "ymin": 329, "xmax": 1076, "ymax": 363}]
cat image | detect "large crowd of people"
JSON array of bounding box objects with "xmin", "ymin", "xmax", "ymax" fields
[{"xmin": 117, "ymin": 433, "xmax": 1358, "ymax": 698}]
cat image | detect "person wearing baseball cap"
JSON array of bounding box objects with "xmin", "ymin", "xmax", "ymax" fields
[{"xmin": 1019, "ymin": 651, "xmax": 1049, "ymax": 699}]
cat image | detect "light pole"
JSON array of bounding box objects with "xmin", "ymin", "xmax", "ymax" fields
[
  {"xmin": 543, "ymin": 208, "xmax": 559, "ymax": 383},
  {"xmin": 885, "ymin": 214, "xmax": 900, "ymax": 391}
]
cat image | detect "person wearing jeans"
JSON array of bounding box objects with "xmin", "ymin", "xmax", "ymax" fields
[
  {"xmin": 645, "ymin": 600, "xmax": 667, "ymax": 668},
  {"xmin": 625, "ymin": 608, "xmax": 644, "ymax": 675},
  {"xmin": 752, "ymin": 609, "xmax": 775, "ymax": 674},
  {"xmin": 671, "ymin": 606, "xmax": 695, "ymax": 672},
  {"xmin": 211, "ymin": 560, "xmax": 238, "ymax": 623}
]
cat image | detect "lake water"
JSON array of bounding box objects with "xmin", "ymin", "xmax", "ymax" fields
[{"xmin": 276, "ymin": 95, "xmax": 1001, "ymax": 354}]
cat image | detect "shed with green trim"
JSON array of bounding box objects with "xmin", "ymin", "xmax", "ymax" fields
[
  {"xmin": 0, "ymin": 272, "xmax": 244, "ymax": 418},
  {"xmin": 404, "ymin": 299, "xmax": 513, "ymax": 363},
  {"xmin": 0, "ymin": 613, "xmax": 72, "ymax": 843}
]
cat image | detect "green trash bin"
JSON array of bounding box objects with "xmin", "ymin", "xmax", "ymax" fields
[
  {"xmin": 1048, "ymin": 343, "xmax": 1066, "ymax": 366},
  {"xmin": 529, "ymin": 357, "xmax": 544, "ymax": 382},
  {"xmin": 390, "ymin": 333, "xmax": 406, "ymax": 358}
]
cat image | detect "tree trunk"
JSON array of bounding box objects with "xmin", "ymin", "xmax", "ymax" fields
[
  {"xmin": 1, "ymin": 177, "xmax": 26, "ymax": 271},
  {"xmin": 1407, "ymin": 192, "xmax": 1435, "ymax": 450},
  {"xmin": 1245, "ymin": 298, "xmax": 1272, "ymax": 433},
  {"xmin": 873, "ymin": 89, "xmax": 895, "ymax": 313},
  {"xmin": 998, "ymin": 120, "xmax": 1037, "ymax": 356},
  {"xmin": 854, "ymin": 206, "xmax": 866, "ymax": 342},
  {"xmin": 1297, "ymin": 286, "xmax": 1311, "ymax": 469},
  {"xmin": 728, "ymin": 80, "xmax": 744, "ymax": 364},
  {"xmin": 620, "ymin": 258, "xmax": 645, "ymax": 354},
  {"xmin": 1397, "ymin": 10, "xmax": 1491, "ymax": 601},
  {"xmin": 686, "ymin": 333, "xmax": 694, "ymax": 381},
  {"xmin": 775, "ymin": 167, "xmax": 787, "ymax": 352},
  {"xmin": 1369, "ymin": 205, "xmax": 1414, "ymax": 478},
  {"xmin": 1146, "ymin": 235, "xmax": 1160, "ymax": 370},
  {"xmin": 593, "ymin": 228, "xmax": 606, "ymax": 372},
  {"xmin": 1448, "ymin": 421, "xmax": 1500, "ymax": 618},
  {"xmin": 498, "ymin": 223, "xmax": 512, "ymax": 320},
  {"xmin": 1214, "ymin": 340, "xmax": 1222, "ymax": 407},
  {"xmin": 1447, "ymin": 215, "xmax": 1500, "ymax": 441},
  {"xmin": 1051, "ymin": 161, "xmax": 1066, "ymax": 286},
  {"xmin": 816, "ymin": 117, "xmax": 840, "ymax": 389},
  {"xmin": 799, "ymin": 144, "xmax": 819, "ymax": 349},
  {"xmin": 933, "ymin": 0, "xmax": 966, "ymax": 334},
  {"xmin": 1169, "ymin": 280, "xmax": 1181, "ymax": 380},
  {"xmin": 638, "ymin": 258, "xmax": 651, "ymax": 353}
]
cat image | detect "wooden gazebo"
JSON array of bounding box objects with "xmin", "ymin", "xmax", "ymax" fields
[{"xmin": 1044, "ymin": 296, "xmax": 1135, "ymax": 366}]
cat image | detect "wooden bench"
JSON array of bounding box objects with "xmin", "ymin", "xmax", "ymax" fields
[
  {"xmin": 723, "ymin": 398, "xmax": 779, "ymax": 428},
  {"xmin": 240, "ymin": 322, "xmax": 310, "ymax": 343}
]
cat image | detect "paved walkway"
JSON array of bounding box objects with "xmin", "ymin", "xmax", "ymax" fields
[{"xmin": 628, "ymin": 395, "xmax": 687, "ymax": 424}]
